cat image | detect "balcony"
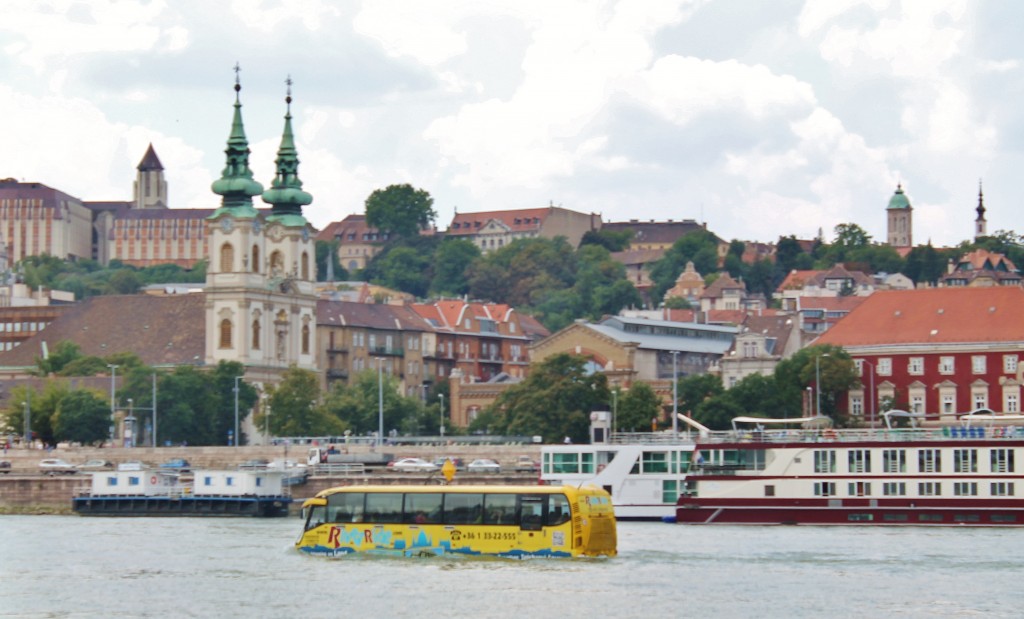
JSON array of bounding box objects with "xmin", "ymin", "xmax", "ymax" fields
[
  {"xmin": 370, "ymin": 346, "xmax": 404, "ymax": 357},
  {"xmin": 326, "ymin": 346, "xmax": 348, "ymax": 354},
  {"xmin": 326, "ymin": 368, "xmax": 349, "ymax": 379}
]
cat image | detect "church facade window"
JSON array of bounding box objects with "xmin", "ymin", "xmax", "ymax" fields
[
  {"xmin": 220, "ymin": 243, "xmax": 234, "ymax": 272},
  {"xmin": 219, "ymin": 318, "xmax": 233, "ymax": 349}
]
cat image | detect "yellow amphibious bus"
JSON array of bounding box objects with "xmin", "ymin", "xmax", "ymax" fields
[{"xmin": 296, "ymin": 484, "xmax": 617, "ymax": 558}]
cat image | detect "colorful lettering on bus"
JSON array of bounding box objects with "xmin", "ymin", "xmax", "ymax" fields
[{"xmin": 296, "ymin": 484, "xmax": 616, "ymax": 558}]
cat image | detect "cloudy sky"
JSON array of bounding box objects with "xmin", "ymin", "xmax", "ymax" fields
[{"xmin": 1, "ymin": 0, "xmax": 1021, "ymax": 247}]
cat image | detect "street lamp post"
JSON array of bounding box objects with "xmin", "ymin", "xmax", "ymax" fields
[
  {"xmin": 376, "ymin": 358, "xmax": 385, "ymax": 450},
  {"xmin": 815, "ymin": 353, "xmax": 830, "ymax": 417},
  {"xmin": 23, "ymin": 389, "xmax": 30, "ymax": 448},
  {"xmin": 671, "ymin": 351, "xmax": 680, "ymax": 435},
  {"xmin": 233, "ymin": 376, "xmax": 243, "ymax": 448},
  {"xmin": 107, "ymin": 364, "xmax": 119, "ymax": 443},
  {"xmin": 439, "ymin": 393, "xmax": 445, "ymax": 438},
  {"xmin": 126, "ymin": 398, "xmax": 134, "ymax": 448},
  {"xmin": 860, "ymin": 359, "xmax": 876, "ymax": 429},
  {"xmin": 612, "ymin": 389, "xmax": 618, "ymax": 436}
]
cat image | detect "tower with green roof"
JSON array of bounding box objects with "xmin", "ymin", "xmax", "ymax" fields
[
  {"xmin": 206, "ymin": 68, "xmax": 318, "ymax": 393},
  {"xmin": 886, "ymin": 183, "xmax": 913, "ymax": 248}
]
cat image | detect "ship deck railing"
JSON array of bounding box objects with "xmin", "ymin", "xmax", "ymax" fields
[
  {"xmin": 75, "ymin": 484, "xmax": 292, "ymax": 499},
  {"xmin": 606, "ymin": 426, "xmax": 1024, "ymax": 447}
]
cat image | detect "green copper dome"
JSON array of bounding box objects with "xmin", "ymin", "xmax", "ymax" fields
[
  {"xmin": 262, "ymin": 78, "xmax": 312, "ymax": 221},
  {"xmin": 210, "ymin": 67, "xmax": 262, "ymax": 218},
  {"xmin": 887, "ymin": 184, "xmax": 911, "ymax": 210}
]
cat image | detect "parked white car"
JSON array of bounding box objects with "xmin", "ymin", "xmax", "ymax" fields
[
  {"xmin": 467, "ymin": 458, "xmax": 502, "ymax": 474},
  {"xmin": 39, "ymin": 459, "xmax": 77, "ymax": 475},
  {"xmin": 388, "ymin": 457, "xmax": 439, "ymax": 473}
]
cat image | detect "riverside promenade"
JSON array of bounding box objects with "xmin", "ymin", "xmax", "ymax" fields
[{"xmin": 0, "ymin": 442, "xmax": 543, "ymax": 514}]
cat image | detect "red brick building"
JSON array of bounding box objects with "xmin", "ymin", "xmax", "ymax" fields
[{"xmin": 814, "ymin": 287, "xmax": 1024, "ymax": 426}]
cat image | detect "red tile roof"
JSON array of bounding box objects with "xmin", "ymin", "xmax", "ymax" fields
[
  {"xmin": 446, "ymin": 208, "xmax": 550, "ymax": 236},
  {"xmin": 813, "ymin": 287, "xmax": 1024, "ymax": 347}
]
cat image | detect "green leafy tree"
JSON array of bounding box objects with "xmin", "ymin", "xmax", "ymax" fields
[
  {"xmin": 107, "ymin": 269, "xmax": 143, "ymax": 294},
  {"xmin": 579, "ymin": 228, "xmax": 633, "ymax": 252},
  {"xmin": 59, "ymin": 356, "xmax": 109, "ymax": 377},
  {"xmin": 773, "ymin": 344, "xmax": 859, "ymax": 425},
  {"xmin": 663, "ymin": 296, "xmax": 691, "ymax": 310},
  {"xmin": 372, "ymin": 247, "xmax": 431, "ymax": 298},
  {"xmin": 480, "ymin": 353, "xmax": 609, "ymax": 443},
  {"xmin": 676, "ymin": 373, "xmax": 724, "ymax": 419},
  {"xmin": 321, "ymin": 369, "xmax": 418, "ymax": 437},
  {"xmin": 430, "ymin": 239, "xmax": 480, "ymax": 296},
  {"xmin": 902, "ymin": 244, "xmax": 949, "ymax": 285},
  {"xmin": 616, "ymin": 382, "xmax": 662, "ymax": 432},
  {"xmin": 262, "ymin": 366, "xmax": 337, "ymax": 437},
  {"xmin": 648, "ymin": 230, "xmax": 721, "ymax": 300},
  {"xmin": 53, "ymin": 390, "xmax": 110, "ymax": 445},
  {"xmin": 364, "ymin": 184, "xmax": 436, "ymax": 238},
  {"xmin": 315, "ymin": 239, "xmax": 348, "ymax": 281},
  {"xmin": 36, "ymin": 341, "xmax": 82, "ymax": 376}
]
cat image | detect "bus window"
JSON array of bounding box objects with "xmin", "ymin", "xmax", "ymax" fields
[
  {"xmin": 403, "ymin": 493, "xmax": 443, "ymax": 524},
  {"xmin": 327, "ymin": 492, "xmax": 365, "ymax": 523},
  {"xmin": 305, "ymin": 503, "xmax": 327, "ymax": 531},
  {"xmin": 545, "ymin": 493, "xmax": 571, "ymax": 525},
  {"xmin": 365, "ymin": 493, "xmax": 403, "ymax": 524},
  {"xmin": 443, "ymin": 493, "xmax": 484, "ymax": 524},
  {"xmin": 483, "ymin": 493, "xmax": 517, "ymax": 525},
  {"xmin": 520, "ymin": 495, "xmax": 544, "ymax": 531}
]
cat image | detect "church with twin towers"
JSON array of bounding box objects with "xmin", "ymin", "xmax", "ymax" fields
[{"xmin": 204, "ymin": 70, "xmax": 319, "ymax": 384}]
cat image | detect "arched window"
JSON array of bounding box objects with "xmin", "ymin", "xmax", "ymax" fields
[
  {"xmin": 219, "ymin": 319, "xmax": 233, "ymax": 349},
  {"xmin": 251, "ymin": 245, "xmax": 260, "ymax": 273},
  {"xmin": 301, "ymin": 252, "xmax": 310, "ymax": 280},
  {"xmin": 252, "ymin": 318, "xmax": 261, "ymax": 350},
  {"xmin": 301, "ymin": 324, "xmax": 310, "ymax": 355},
  {"xmin": 270, "ymin": 250, "xmax": 284, "ymax": 276},
  {"xmin": 220, "ymin": 243, "xmax": 234, "ymax": 272}
]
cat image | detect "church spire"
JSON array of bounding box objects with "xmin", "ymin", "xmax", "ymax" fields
[
  {"xmin": 975, "ymin": 179, "xmax": 987, "ymax": 239},
  {"xmin": 262, "ymin": 76, "xmax": 312, "ymax": 224},
  {"xmin": 210, "ymin": 63, "xmax": 263, "ymax": 215}
]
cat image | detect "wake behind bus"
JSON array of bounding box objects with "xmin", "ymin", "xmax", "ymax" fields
[{"xmin": 295, "ymin": 484, "xmax": 617, "ymax": 558}]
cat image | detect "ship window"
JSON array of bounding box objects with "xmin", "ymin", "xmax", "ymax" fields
[
  {"xmin": 847, "ymin": 482, "xmax": 871, "ymax": 497},
  {"xmin": 954, "ymin": 449, "xmax": 978, "ymax": 473},
  {"xmin": 918, "ymin": 514, "xmax": 942, "ymax": 522},
  {"xmin": 365, "ymin": 492, "xmax": 403, "ymax": 524},
  {"xmin": 918, "ymin": 449, "xmax": 941, "ymax": 473},
  {"xmin": 954, "ymin": 514, "xmax": 980, "ymax": 523},
  {"xmin": 814, "ymin": 450, "xmax": 836, "ymax": 473},
  {"xmin": 764, "ymin": 485, "xmax": 775, "ymax": 497},
  {"xmin": 883, "ymin": 449, "xmax": 906, "ymax": 473},
  {"xmin": 953, "ymin": 482, "xmax": 978, "ymax": 496},
  {"xmin": 662, "ymin": 480, "xmax": 679, "ymax": 503},
  {"xmin": 884, "ymin": 514, "xmax": 908, "ymax": 522},
  {"xmin": 992, "ymin": 514, "xmax": 1017, "ymax": 523},
  {"xmin": 813, "ymin": 482, "xmax": 836, "ymax": 497},
  {"xmin": 990, "ymin": 482, "xmax": 1015, "ymax": 497},
  {"xmin": 552, "ymin": 452, "xmax": 581, "ymax": 474},
  {"xmin": 991, "ymin": 449, "xmax": 1015, "ymax": 473},
  {"xmin": 847, "ymin": 513, "xmax": 873, "ymax": 522},
  {"xmin": 883, "ymin": 482, "xmax": 906, "ymax": 496},
  {"xmin": 642, "ymin": 451, "xmax": 669, "ymax": 474},
  {"xmin": 918, "ymin": 482, "xmax": 942, "ymax": 496},
  {"xmin": 848, "ymin": 449, "xmax": 871, "ymax": 474},
  {"xmin": 106, "ymin": 477, "xmax": 118, "ymax": 487}
]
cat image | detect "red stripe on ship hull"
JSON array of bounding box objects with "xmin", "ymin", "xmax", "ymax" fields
[{"xmin": 676, "ymin": 498, "xmax": 1024, "ymax": 526}]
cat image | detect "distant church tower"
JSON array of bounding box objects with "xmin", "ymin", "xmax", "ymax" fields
[
  {"xmin": 133, "ymin": 144, "xmax": 168, "ymax": 209},
  {"xmin": 886, "ymin": 183, "xmax": 913, "ymax": 248},
  {"xmin": 975, "ymin": 180, "xmax": 987, "ymax": 240},
  {"xmin": 204, "ymin": 69, "xmax": 318, "ymax": 385}
]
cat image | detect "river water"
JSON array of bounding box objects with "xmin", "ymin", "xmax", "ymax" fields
[{"xmin": 1, "ymin": 516, "xmax": 1022, "ymax": 618}]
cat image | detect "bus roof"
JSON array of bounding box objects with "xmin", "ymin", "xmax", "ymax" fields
[{"xmin": 314, "ymin": 485, "xmax": 592, "ymax": 499}]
